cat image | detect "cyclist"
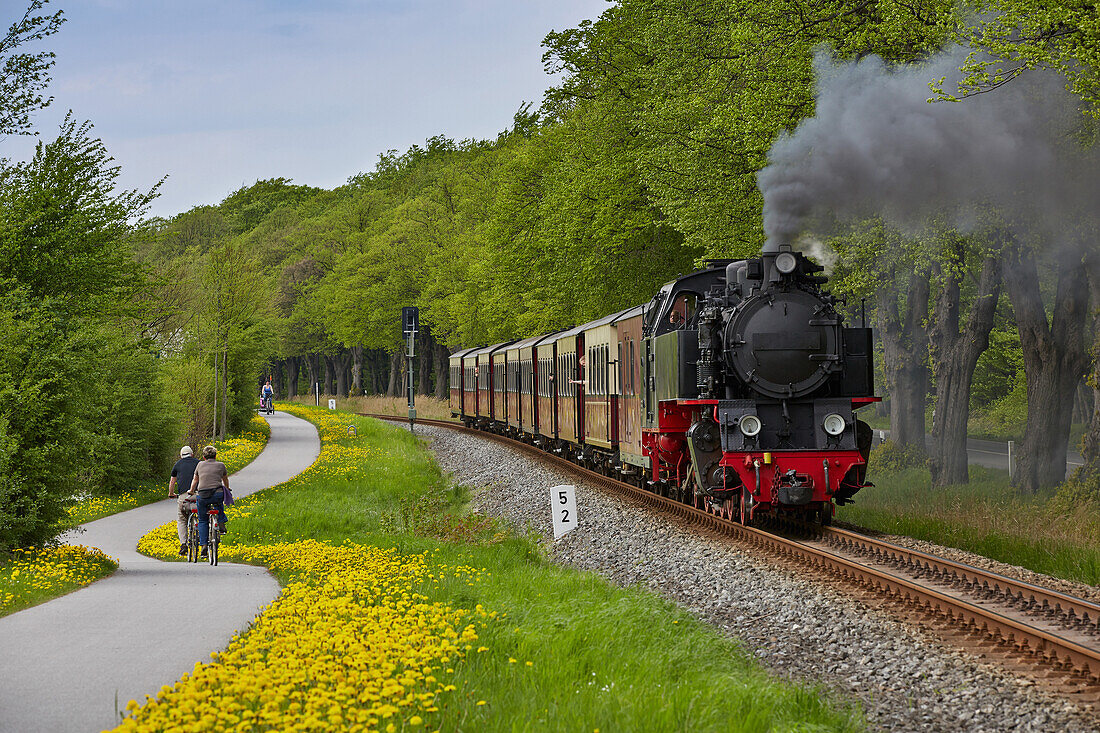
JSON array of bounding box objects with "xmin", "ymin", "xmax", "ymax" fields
[
  {"xmin": 187, "ymin": 445, "xmax": 229, "ymax": 558},
  {"xmin": 261, "ymin": 378, "xmax": 274, "ymax": 413},
  {"xmin": 167, "ymin": 446, "xmax": 200, "ymax": 556}
]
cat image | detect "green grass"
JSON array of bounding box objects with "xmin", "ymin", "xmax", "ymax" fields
[
  {"xmin": 838, "ymin": 463, "xmax": 1100, "ymax": 585},
  {"xmin": 215, "ymin": 405, "xmax": 865, "ymax": 732}
]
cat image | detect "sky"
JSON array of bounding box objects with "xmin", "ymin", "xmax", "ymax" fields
[{"xmin": 2, "ymin": 0, "xmax": 609, "ymax": 219}]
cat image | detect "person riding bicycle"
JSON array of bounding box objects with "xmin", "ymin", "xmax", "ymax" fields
[
  {"xmin": 261, "ymin": 378, "xmax": 274, "ymax": 411},
  {"xmin": 168, "ymin": 445, "xmax": 200, "ymax": 556},
  {"xmin": 187, "ymin": 445, "xmax": 229, "ymax": 558}
]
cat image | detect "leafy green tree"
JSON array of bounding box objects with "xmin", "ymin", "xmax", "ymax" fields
[
  {"xmin": 0, "ymin": 1, "xmax": 64, "ymax": 137},
  {"xmin": 0, "ymin": 117, "xmax": 170, "ymax": 549},
  {"xmin": 943, "ymin": 1, "xmax": 1100, "ymax": 115}
]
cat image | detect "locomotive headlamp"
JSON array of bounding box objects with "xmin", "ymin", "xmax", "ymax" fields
[
  {"xmin": 775, "ymin": 251, "xmax": 797, "ymax": 274},
  {"xmin": 739, "ymin": 414, "xmax": 762, "ymax": 437},
  {"xmin": 822, "ymin": 413, "xmax": 846, "ymax": 436}
]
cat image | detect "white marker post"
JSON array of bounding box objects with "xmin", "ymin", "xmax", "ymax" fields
[
  {"xmin": 328, "ymin": 398, "xmax": 336, "ymax": 410},
  {"xmin": 551, "ymin": 484, "xmax": 578, "ymax": 539}
]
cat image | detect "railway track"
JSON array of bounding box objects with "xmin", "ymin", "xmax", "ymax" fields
[{"xmin": 364, "ymin": 413, "xmax": 1100, "ymax": 698}]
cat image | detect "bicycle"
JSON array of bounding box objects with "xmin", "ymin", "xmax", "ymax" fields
[
  {"xmin": 185, "ymin": 506, "xmax": 200, "ymax": 563},
  {"xmin": 206, "ymin": 507, "xmax": 222, "ymax": 566}
]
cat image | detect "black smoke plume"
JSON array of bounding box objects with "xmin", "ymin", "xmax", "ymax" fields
[{"xmin": 757, "ymin": 48, "xmax": 1100, "ymax": 252}]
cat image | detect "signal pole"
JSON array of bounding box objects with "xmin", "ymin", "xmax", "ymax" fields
[{"xmin": 402, "ymin": 306, "xmax": 419, "ymax": 432}]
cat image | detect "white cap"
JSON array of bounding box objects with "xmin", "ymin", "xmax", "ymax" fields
[{"xmin": 180, "ymin": 446, "xmax": 193, "ymax": 457}]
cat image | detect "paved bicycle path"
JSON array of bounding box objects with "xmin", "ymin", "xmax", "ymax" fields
[{"xmin": 0, "ymin": 410, "xmax": 320, "ymax": 733}]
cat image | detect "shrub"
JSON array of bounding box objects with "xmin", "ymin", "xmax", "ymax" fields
[
  {"xmin": 1050, "ymin": 461, "xmax": 1100, "ymax": 513},
  {"xmin": 868, "ymin": 440, "xmax": 927, "ymax": 472}
]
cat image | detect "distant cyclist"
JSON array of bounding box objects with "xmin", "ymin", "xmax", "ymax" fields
[
  {"xmin": 167, "ymin": 446, "xmax": 200, "ymax": 556},
  {"xmin": 261, "ymin": 378, "xmax": 275, "ymax": 413},
  {"xmin": 188, "ymin": 445, "xmax": 229, "ymax": 558}
]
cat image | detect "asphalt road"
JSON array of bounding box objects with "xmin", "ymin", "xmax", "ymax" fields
[
  {"xmin": 0, "ymin": 411, "xmax": 320, "ymax": 733},
  {"xmin": 871, "ymin": 430, "xmax": 1085, "ymax": 478}
]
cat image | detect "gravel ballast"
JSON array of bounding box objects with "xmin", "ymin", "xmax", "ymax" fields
[{"xmin": 416, "ymin": 424, "xmax": 1099, "ymax": 733}]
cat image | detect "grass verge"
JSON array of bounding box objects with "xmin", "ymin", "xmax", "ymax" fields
[
  {"xmin": 0, "ymin": 545, "xmax": 118, "ymax": 618},
  {"xmin": 124, "ymin": 403, "xmax": 863, "ymax": 732},
  {"xmin": 295, "ymin": 394, "xmax": 457, "ymax": 422},
  {"xmin": 838, "ymin": 459, "xmax": 1100, "ymax": 586}
]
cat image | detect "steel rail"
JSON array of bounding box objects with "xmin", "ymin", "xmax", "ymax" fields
[{"xmin": 363, "ymin": 413, "xmax": 1100, "ymax": 683}]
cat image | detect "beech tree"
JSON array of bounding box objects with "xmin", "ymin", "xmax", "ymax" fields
[
  {"xmin": 944, "ymin": 1, "xmax": 1100, "ymax": 115},
  {"xmin": 1004, "ymin": 239, "xmax": 1095, "ymax": 492},
  {"xmin": 0, "ymin": 0, "xmax": 64, "ymax": 138},
  {"xmin": 928, "ymin": 234, "xmax": 1003, "ymax": 486}
]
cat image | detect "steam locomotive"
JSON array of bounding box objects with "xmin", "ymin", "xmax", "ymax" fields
[{"xmin": 449, "ymin": 244, "xmax": 877, "ymax": 525}]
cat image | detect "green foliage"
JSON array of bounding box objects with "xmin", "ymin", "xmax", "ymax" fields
[
  {"xmin": 0, "ymin": 116, "xmax": 171, "ymax": 549},
  {"xmin": 164, "ymin": 355, "xmax": 215, "ymax": 451},
  {"xmin": 0, "ymin": 1, "xmax": 65, "ymax": 137},
  {"xmin": 1050, "ymin": 462, "xmax": 1100, "ymax": 513},
  {"xmin": 941, "ymin": 1, "xmax": 1100, "ymax": 116},
  {"xmin": 868, "ymin": 440, "xmax": 928, "ymax": 471},
  {"xmin": 967, "ymin": 373, "xmax": 1028, "ymax": 441}
]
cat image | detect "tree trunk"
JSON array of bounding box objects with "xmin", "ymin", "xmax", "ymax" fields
[
  {"xmin": 1077, "ymin": 256, "xmax": 1100, "ymax": 464},
  {"xmin": 1004, "ymin": 244, "xmax": 1091, "ymax": 492},
  {"xmin": 286, "ymin": 356, "xmax": 299, "ymax": 398},
  {"xmin": 273, "ymin": 360, "xmax": 285, "ymax": 400},
  {"xmin": 1072, "ymin": 380, "xmax": 1090, "ymax": 425},
  {"xmin": 351, "ymin": 346, "xmax": 363, "ymax": 396},
  {"xmin": 434, "ymin": 341, "xmax": 449, "ymax": 400},
  {"xmin": 323, "ymin": 354, "xmax": 335, "ymax": 396},
  {"xmin": 220, "ymin": 348, "xmax": 228, "ymax": 439},
  {"xmin": 1085, "ymin": 379, "xmax": 1100, "ymax": 464},
  {"xmin": 386, "ymin": 349, "xmax": 402, "ymax": 397},
  {"xmin": 364, "ymin": 350, "xmax": 378, "ymax": 394},
  {"xmin": 304, "ymin": 353, "xmax": 319, "ymax": 398},
  {"xmin": 335, "ymin": 349, "xmax": 352, "ymax": 398},
  {"xmin": 877, "ymin": 268, "xmax": 931, "ymax": 451},
  {"xmin": 418, "ymin": 330, "xmax": 432, "ymax": 395},
  {"xmin": 928, "ymin": 252, "xmax": 1001, "ymax": 487}
]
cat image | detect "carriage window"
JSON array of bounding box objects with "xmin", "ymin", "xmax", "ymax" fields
[{"xmin": 602, "ymin": 345, "xmax": 608, "ymax": 395}]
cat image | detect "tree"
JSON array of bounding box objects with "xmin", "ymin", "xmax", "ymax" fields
[
  {"xmin": 0, "ymin": 117, "xmax": 170, "ymax": 549},
  {"xmin": 928, "ymin": 234, "xmax": 1002, "ymax": 486},
  {"xmin": 199, "ymin": 240, "xmax": 270, "ymax": 439},
  {"xmin": 0, "ymin": 1, "xmax": 64, "ymax": 138},
  {"xmin": 1004, "ymin": 238, "xmax": 1095, "ymax": 492},
  {"xmin": 943, "ymin": 1, "xmax": 1100, "ymax": 116}
]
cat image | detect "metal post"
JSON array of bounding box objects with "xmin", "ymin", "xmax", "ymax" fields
[
  {"xmin": 402, "ymin": 307, "xmax": 419, "ymax": 433},
  {"xmin": 315, "ymin": 381, "xmax": 319, "ymax": 407},
  {"xmin": 1007, "ymin": 440, "xmax": 1015, "ymax": 481}
]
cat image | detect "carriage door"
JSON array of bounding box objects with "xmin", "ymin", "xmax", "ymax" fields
[{"xmin": 643, "ymin": 337, "xmax": 655, "ymax": 427}]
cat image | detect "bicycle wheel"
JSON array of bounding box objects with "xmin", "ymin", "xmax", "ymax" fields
[
  {"xmin": 208, "ymin": 513, "xmax": 219, "ymax": 566},
  {"xmin": 187, "ymin": 513, "xmax": 200, "ymax": 563}
]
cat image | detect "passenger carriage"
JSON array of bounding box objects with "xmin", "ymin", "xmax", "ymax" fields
[
  {"xmin": 554, "ymin": 322, "xmax": 589, "ymax": 453},
  {"xmin": 581, "ymin": 308, "xmax": 634, "ymax": 470},
  {"xmin": 505, "ymin": 336, "xmax": 541, "ymax": 436},
  {"xmin": 534, "ymin": 334, "xmax": 558, "ymax": 446},
  {"xmin": 613, "ymin": 306, "xmax": 646, "ymax": 478},
  {"xmin": 448, "ymin": 347, "xmax": 478, "ymax": 418}
]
